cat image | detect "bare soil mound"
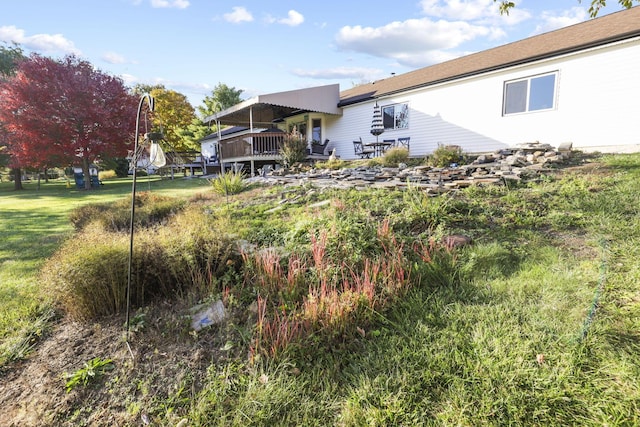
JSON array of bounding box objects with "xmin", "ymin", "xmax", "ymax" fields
[{"xmin": 0, "ymin": 301, "xmax": 241, "ymax": 426}]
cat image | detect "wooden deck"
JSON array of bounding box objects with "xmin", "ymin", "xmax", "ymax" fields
[{"xmin": 216, "ymin": 132, "xmax": 328, "ymax": 174}]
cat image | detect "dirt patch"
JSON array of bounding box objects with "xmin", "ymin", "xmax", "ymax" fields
[
  {"xmin": 547, "ymin": 230, "xmax": 600, "ymax": 260},
  {"xmin": 0, "ymin": 301, "xmax": 246, "ymax": 426}
]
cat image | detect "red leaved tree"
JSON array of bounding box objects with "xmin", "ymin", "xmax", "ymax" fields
[{"xmin": 0, "ymin": 54, "xmax": 138, "ymax": 189}]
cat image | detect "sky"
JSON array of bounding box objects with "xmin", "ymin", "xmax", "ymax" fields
[{"xmin": 1, "ymin": 0, "xmax": 626, "ymax": 111}]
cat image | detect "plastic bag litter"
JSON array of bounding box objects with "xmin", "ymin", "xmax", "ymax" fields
[{"xmin": 191, "ymin": 300, "xmax": 226, "ymax": 331}]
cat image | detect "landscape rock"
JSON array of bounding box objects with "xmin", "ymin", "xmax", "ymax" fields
[{"xmin": 249, "ymin": 142, "xmax": 571, "ymax": 194}]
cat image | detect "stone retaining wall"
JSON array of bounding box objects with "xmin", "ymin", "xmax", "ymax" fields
[{"xmin": 252, "ymin": 142, "xmax": 572, "ymax": 193}]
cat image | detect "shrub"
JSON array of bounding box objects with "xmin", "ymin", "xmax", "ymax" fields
[
  {"xmin": 210, "ymin": 171, "xmax": 247, "ymax": 196},
  {"xmin": 100, "ymin": 157, "xmax": 131, "ymax": 177},
  {"xmin": 42, "ymin": 208, "xmax": 239, "ymax": 320},
  {"xmin": 430, "ymin": 143, "xmax": 464, "ymax": 167},
  {"xmin": 382, "ymin": 147, "xmax": 409, "ymax": 167},
  {"xmin": 279, "ymin": 133, "xmax": 308, "ymax": 168},
  {"xmin": 68, "ymin": 192, "xmax": 185, "ymax": 232},
  {"xmin": 98, "ymin": 170, "xmax": 117, "ymax": 180},
  {"xmin": 315, "ymin": 158, "xmax": 347, "ymax": 170}
]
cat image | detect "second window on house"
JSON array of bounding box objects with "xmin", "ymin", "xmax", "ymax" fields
[
  {"xmin": 382, "ymin": 103, "xmax": 409, "ymax": 130},
  {"xmin": 503, "ymin": 72, "xmax": 557, "ymax": 115}
]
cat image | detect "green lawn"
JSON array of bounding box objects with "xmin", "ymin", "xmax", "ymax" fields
[
  {"xmin": 2, "ymin": 154, "xmax": 640, "ymax": 425},
  {"xmin": 0, "ymin": 176, "xmax": 211, "ymax": 364},
  {"xmin": 188, "ymin": 154, "xmax": 640, "ymax": 426}
]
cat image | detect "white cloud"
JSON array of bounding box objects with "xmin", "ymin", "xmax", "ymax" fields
[
  {"xmin": 265, "ymin": 10, "xmax": 305, "ymax": 26},
  {"xmin": 389, "ymin": 49, "xmax": 468, "ymax": 68},
  {"xmin": 532, "ymin": 7, "xmax": 587, "ymax": 35},
  {"xmin": 0, "ymin": 25, "xmax": 81, "ymax": 55},
  {"xmin": 420, "ymin": 0, "xmax": 499, "ymax": 20},
  {"xmin": 150, "ymin": 0, "xmax": 189, "ymax": 9},
  {"xmin": 279, "ymin": 10, "xmax": 304, "ymax": 26},
  {"xmin": 335, "ymin": 18, "xmax": 496, "ymax": 67},
  {"xmin": 224, "ymin": 7, "xmax": 254, "ymax": 24},
  {"xmin": 119, "ymin": 73, "xmax": 139, "ymax": 86},
  {"xmin": 419, "ymin": 0, "xmax": 530, "ymax": 25},
  {"xmin": 291, "ymin": 66, "xmax": 384, "ymax": 82},
  {"xmin": 102, "ymin": 52, "xmax": 127, "ymax": 64}
]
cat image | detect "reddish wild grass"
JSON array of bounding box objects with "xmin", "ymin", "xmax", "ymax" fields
[
  {"xmin": 253, "ymin": 295, "xmax": 304, "ymax": 359},
  {"xmin": 249, "ymin": 224, "xmax": 426, "ymax": 359}
]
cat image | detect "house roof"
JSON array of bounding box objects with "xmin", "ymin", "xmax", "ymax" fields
[
  {"xmin": 200, "ymin": 126, "xmax": 249, "ymax": 142},
  {"xmin": 204, "ymin": 84, "xmax": 342, "ymax": 127},
  {"xmin": 201, "ymin": 126, "xmax": 286, "ymax": 142},
  {"xmin": 339, "ymin": 6, "xmax": 640, "ymax": 106}
]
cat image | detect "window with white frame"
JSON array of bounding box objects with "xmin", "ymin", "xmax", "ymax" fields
[
  {"xmin": 503, "ymin": 72, "xmax": 557, "ymax": 115},
  {"xmin": 382, "ymin": 103, "xmax": 409, "ymax": 130}
]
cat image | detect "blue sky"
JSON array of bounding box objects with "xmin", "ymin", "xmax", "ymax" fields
[{"xmin": 1, "ymin": 0, "xmax": 624, "ymax": 112}]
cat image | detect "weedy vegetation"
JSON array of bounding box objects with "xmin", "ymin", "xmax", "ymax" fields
[
  {"xmin": 2, "ymin": 152, "xmax": 640, "ymax": 426},
  {"xmin": 65, "ymin": 357, "xmax": 114, "ymax": 393},
  {"xmin": 209, "ymin": 170, "xmax": 248, "ymax": 196}
]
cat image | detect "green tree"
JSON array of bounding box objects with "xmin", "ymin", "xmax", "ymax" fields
[
  {"xmin": 495, "ymin": 0, "xmax": 637, "ymax": 17},
  {"xmin": 150, "ymin": 87, "xmax": 196, "ymax": 152},
  {"xmin": 0, "ymin": 42, "xmax": 23, "ymax": 76},
  {"xmin": 132, "ymin": 83, "xmax": 162, "ymax": 96},
  {"xmin": 132, "ymin": 84, "xmax": 197, "ymax": 152},
  {"xmin": 175, "ymin": 117, "xmax": 214, "ymax": 152},
  {"xmin": 177, "ymin": 83, "xmax": 245, "ymax": 151},
  {"xmin": 198, "ymin": 83, "xmax": 243, "ymax": 118},
  {"xmin": 131, "ymin": 83, "xmax": 244, "ymax": 153},
  {"xmin": 0, "ymin": 43, "xmax": 25, "ymax": 190}
]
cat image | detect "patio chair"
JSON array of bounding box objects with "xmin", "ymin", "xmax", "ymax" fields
[
  {"xmin": 231, "ymin": 163, "xmax": 245, "ymax": 173},
  {"xmin": 311, "ymin": 139, "xmax": 330, "ymax": 155},
  {"xmin": 382, "ymin": 139, "xmax": 395, "ymax": 153},
  {"xmin": 397, "ymin": 137, "xmax": 410, "ymax": 150},
  {"xmin": 353, "ymin": 138, "xmax": 374, "ymax": 159}
]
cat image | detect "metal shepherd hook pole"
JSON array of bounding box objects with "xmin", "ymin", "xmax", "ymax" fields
[{"xmin": 126, "ymin": 94, "xmax": 155, "ymax": 345}]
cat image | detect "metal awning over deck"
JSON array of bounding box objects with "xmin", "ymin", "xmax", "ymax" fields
[{"xmin": 204, "ymin": 84, "xmax": 342, "ymax": 127}]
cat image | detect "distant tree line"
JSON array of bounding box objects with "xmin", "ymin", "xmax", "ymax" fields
[{"xmin": 0, "ymin": 42, "xmax": 242, "ymax": 191}]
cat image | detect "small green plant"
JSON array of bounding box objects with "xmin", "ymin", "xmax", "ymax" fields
[
  {"xmin": 382, "ymin": 147, "xmax": 409, "ymax": 167},
  {"xmin": 210, "ymin": 170, "xmax": 247, "ymax": 196},
  {"xmin": 128, "ymin": 310, "xmax": 146, "ymax": 332},
  {"xmin": 316, "ymin": 158, "xmax": 347, "ymax": 170},
  {"xmin": 430, "ymin": 143, "xmax": 464, "ymax": 167},
  {"xmin": 65, "ymin": 357, "xmax": 114, "ymax": 393},
  {"xmin": 279, "ymin": 133, "xmax": 308, "ymax": 168}
]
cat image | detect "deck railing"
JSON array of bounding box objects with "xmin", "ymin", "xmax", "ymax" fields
[{"xmin": 219, "ymin": 132, "xmax": 285, "ymax": 161}]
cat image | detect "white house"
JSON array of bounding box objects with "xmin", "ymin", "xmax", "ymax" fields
[{"xmin": 205, "ymin": 6, "xmax": 640, "ymax": 168}]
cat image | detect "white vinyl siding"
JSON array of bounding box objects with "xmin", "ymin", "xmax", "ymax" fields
[{"xmin": 326, "ymin": 37, "xmax": 640, "ymax": 159}]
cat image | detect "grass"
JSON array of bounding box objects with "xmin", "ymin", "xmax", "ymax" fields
[
  {"xmin": 187, "ymin": 153, "xmax": 640, "ymax": 426},
  {"xmin": 0, "ymin": 176, "xmax": 210, "ymax": 365},
  {"xmin": 3, "ymin": 153, "xmax": 640, "ymax": 425}
]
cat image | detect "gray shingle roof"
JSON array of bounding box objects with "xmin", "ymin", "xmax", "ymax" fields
[{"xmin": 339, "ymin": 6, "xmax": 640, "ymax": 106}]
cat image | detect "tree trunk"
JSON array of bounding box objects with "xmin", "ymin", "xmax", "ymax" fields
[
  {"xmin": 13, "ymin": 167, "xmax": 23, "ymax": 190},
  {"xmin": 82, "ymin": 157, "xmax": 92, "ymax": 190}
]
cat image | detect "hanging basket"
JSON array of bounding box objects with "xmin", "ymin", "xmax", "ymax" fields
[{"xmin": 144, "ymin": 132, "xmax": 164, "ymax": 141}]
